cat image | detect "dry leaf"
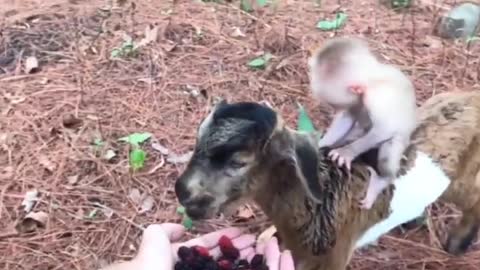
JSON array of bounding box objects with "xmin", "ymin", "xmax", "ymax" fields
[
  {"xmin": 135, "ymin": 24, "xmax": 159, "ymax": 49},
  {"xmin": 167, "ymin": 151, "xmax": 193, "ymax": 164},
  {"xmin": 257, "ymin": 225, "xmax": 277, "ymax": 245},
  {"xmin": 104, "ymin": 149, "xmax": 116, "ymax": 160},
  {"xmin": 25, "ymin": 56, "xmax": 39, "ymax": 74},
  {"xmin": 151, "ymin": 142, "xmax": 169, "ymax": 155},
  {"xmin": 234, "ymin": 204, "xmax": 255, "ymax": 221},
  {"xmin": 423, "ymin": 35, "xmax": 443, "ymax": 49},
  {"xmin": 21, "ymin": 189, "xmax": 39, "ymax": 213},
  {"xmin": 160, "ymin": 41, "xmax": 177, "ymax": 52},
  {"xmin": 231, "ymin": 27, "xmax": 246, "ymax": 38},
  {"xmin": 15, "ymin": 211, "xmax": 48, "ymax": 233},
  {"xmin": 62, "ymin": 114, "xmax": 83, "ymax": 129},
  {"xmin": 139, "ymin": 195, "xmax": 155, "ymax": 214},
  {"xmin": 38, "ymin": 154, "xmax": 56, "ymax": 172},
  {"xmin": 67, "ymin": 175, "xmax": 79, "ymax": 185},
  {"xmin": 128, "ymin": 188, "xmax": 143, "ymax": 205}
]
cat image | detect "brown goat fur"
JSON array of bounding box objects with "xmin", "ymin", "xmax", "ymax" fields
[{"xmin": 174, "ymin": 91, "xmax": 480, "ymax": 270}]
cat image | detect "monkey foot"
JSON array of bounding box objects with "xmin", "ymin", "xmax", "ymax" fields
[
  {"xmin": 358, "ymin": 167, "xmax": 390, "ymax": 209},
  {"xmin": 328, "ymin": 147, "xmax": 355, "ymax": 170}
]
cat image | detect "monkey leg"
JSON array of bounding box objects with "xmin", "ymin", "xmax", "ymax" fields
[
  {"xmin": 359, "ymin": 137, "xmax": 406, "ymax": 209},
  {"xmin": 359, "ymin": 167, "xmax": 391, "ymax": 209},
  {"xmin": 444, "ymin": 199, "xmax": 480, "ymax": 255}
]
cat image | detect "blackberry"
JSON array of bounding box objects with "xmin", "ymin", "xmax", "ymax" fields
[
  {"xmin": 250, "ymin": 254, "xmax": 264, "ymax": 269},
  {"xmin": 218, "ymin": 259, "xmax": 233, "ymax": 270},
  {"xmin": 204, "ymin": 260, "xmax": 220, "ymax": 270},
  {"xmin": 175, "ymin": 261, "xmax": 192, "ymax": 270},
  {"xmin": 190, "ymin": 256, "xmax": 211, "ymax": 270},
  {"xmin": 178, "ymin": 246, "xmax": 194, "ymax": 261},
  {"xmin": 235, "ymin": 259, "xmax": 250, "ymax": 270}
]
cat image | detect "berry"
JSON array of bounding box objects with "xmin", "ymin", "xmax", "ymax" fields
[
  {"xmin": 218, "ymin": 259, "xmax": 233, "ymax": 270},
  {"xmin": 174, "ymin": 261, "xmax": 192, "ymax": 270},
  {"xmin": 205, "ymin": 260, "xmax": 220, "ymax": 270},
  {"xmin": 235, "ymin": 259, "xmax": 250, "ymax": 270},
  {"xmin": 218, "ymin": 236, "xmax": 240, "ymax": 260},
  {"xmin": 218, "ymin": 235, "xmax": 235, "ymax": 250},
  {"xmin": 178, "ymin": 246, "xmax": 194, "ymax": 261},
  {"xmin": 190, "ymin": 258, "xmax": 206, "ymax": 270},
  {"xmin": 193, "ymin": 245, "xmax": 210, "ymax": 258},
  {"xmin": 250, "ymin": 255, "xmax": 265, "ymax": 270}
]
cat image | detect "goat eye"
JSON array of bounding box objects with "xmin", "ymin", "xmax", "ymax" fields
[{"xmin": 228, "ymin": 160, "xmax": 246, "ymax": 169}]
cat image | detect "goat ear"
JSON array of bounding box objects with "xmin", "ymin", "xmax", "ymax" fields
[{"xmin": 293, "ymin": 142, "xmax": 323, "ymax": 203}]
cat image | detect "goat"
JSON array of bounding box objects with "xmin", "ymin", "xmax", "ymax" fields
[{"xmin": 174, "ymin": 91, "xmax": 480, "ymax": 270}]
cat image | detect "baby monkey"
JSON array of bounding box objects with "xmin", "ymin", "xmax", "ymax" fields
[{"xmin": 308, "ymin": 37, "xmax": 417, "ymax": 209}]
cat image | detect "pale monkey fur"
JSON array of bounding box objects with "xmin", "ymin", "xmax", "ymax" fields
[{"xmin": 308, "ymin": 37, "xmax": 418, "ymax": 209}]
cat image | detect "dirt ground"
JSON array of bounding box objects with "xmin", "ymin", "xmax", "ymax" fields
[{"xmin": 1, "ymin": 0, "xmax": 480, "ymax": 269}]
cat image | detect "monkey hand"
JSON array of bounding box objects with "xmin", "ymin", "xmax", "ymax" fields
[{"xmin": 328, "ymin": 146, "xmax": 356, "ymax": 170}]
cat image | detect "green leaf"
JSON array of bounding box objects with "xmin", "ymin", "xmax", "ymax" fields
[
  {"xmin": 110, "ymin": 48, "xmax": 121, "ymax": 58},
  {"xmin": 297, "ymin": 103, "xmax": 316, "ymax": 133},
  {"xmin": 256, "ymin": 0, "xmax": 268, "ymax": 7},
  {"xmin": 130, "ymin": 148, "xmax": 146, "ymax": 171},
  {"xmin": 392, "ymin": 0, "xmax": 410, "ymax": 8},
  {"xmin": 182, "ymin": 216, "xmax": 193, "ymax": 230},
  {"xmin": 93, "ymin": 138, "xmax": 104, "ymax": 146},
  {"xmin": 176, "ymin": 206, "xmax": 186, "ymax": 214},
  {"xmin": 119, "ymin": 132, "xmax": 152, "ymax": 146},
  {"xmin": 240, "ymin": 0, "xmax": 253, "ymax": 12},
  {"xmin": 316, "ymin": 12, "xmax": 348, "ymax": 31},
  {"xmin": 247, "ymin": 53, "xmax": 273, "ymax": 69}
]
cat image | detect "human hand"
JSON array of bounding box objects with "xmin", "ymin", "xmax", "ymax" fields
[
  {"xmin": 100, "ymin": 223, "xmax": 256, "ymax": 270},
  {"xmin": 254, "ymin": 237, "xmax": 295, "ymax": 270}
]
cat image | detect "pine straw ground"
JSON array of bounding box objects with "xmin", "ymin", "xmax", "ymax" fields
[{"xmin": 1, "ymin": 0, "xmax": 480, "ymax": 269}]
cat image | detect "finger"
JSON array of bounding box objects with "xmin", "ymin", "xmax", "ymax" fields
[
  {"xmin": 160, "ymin": 223, "xmax": 186, "ymax": 241},
  {"xmin": 209, "ymin": 234, "xmax": 256, "ymax": 259},
  {"xmin": 264, "ymin": 237, "xmax": 280, "ymax": 270},
  {"xmin": 256, "ymin": 241, "xmax": 266, "ymax": 255},
  {"xmin": 179, "ymin": 227, "xmax": 243, "ymax": 249},
  {"xmin": 136, "ymin": 224, "xmax": 175, "ymax": 269},
  {"xmin": 246, "ymin": 249, "xmax": 257, "ymax": 262},
  {"xmin": 279, "ymin": 250, "xmax": 295, "ymax": 270},
  {"xmin": 240, "ymin": 247, "xmax": 255, "ymax": 260},
  {"xmin": 232, "ymin": 234, "xmax": 256, "ymax": 250}
]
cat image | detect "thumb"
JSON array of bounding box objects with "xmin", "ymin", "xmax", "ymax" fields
[{"xmin": 134, "ymin": 224, "xmax": 185, "ymax": 270}]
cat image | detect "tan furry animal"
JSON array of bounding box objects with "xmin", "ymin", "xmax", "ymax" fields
[{"xmin": 174, "ymin": 91, "xmax": 480, "ymax": 270}]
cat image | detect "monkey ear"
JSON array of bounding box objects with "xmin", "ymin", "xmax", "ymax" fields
[{"xmin": 292, "ymin": 142, "xmax": 323, "ymax": 204}]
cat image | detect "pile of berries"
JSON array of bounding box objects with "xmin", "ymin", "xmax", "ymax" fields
[{"xmin": 175, "ymin": 235, "xmax": 269, "ymax": 270}]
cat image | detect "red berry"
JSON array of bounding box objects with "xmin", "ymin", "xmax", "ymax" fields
[
  {"xmin": 218, "ymin": 235, "xmax": 235, "ymax": 250},
  {"xmin": 193, "ymin": 246, "xmax": 210, "ymax": 258},
  {"xmin": 219, "ymin": 236, "xmax": 239, "ymax": 260},
  {"xmin": 218, "ymin": 259, "xmax": 233, "ymax": 270}
]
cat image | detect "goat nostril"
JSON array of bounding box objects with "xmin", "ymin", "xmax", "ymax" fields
[{"xmin": 174, "ymin": 180, "xmax": 191, "ymax": 204}]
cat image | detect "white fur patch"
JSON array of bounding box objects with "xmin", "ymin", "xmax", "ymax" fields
[{"xmin": 354, "ymin": 151, "xmax": 451, "ymax": 248}]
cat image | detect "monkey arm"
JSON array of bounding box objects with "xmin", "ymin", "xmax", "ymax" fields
[{"xmin": 318, "ymin": 110, "xmax": 356, "ymax": 148}]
